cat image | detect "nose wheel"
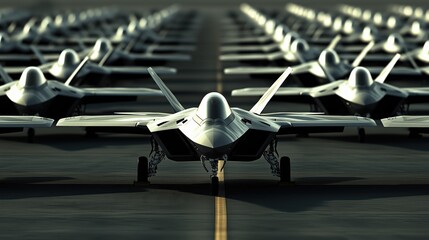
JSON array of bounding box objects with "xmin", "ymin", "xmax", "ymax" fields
[
  {"xmin": 211, "ymin": 176, "xmax": 219, "ymax": 196},
  {"xmin": 135, "ymin": 156, "xmax": 149, "ymax": 184}
]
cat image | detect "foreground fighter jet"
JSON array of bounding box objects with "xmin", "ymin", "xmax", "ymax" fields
[
  {"xmin": 57, "ymin": 67, "xmax": 376, "ymax": 195},
  {"xmin": 232, "ymin": 54, "xmax": 429, "ymax": 141}
]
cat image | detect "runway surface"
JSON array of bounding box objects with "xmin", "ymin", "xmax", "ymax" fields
[{"xmin": 1, "ymin": 5, "xmax": 429, "ymax": 240}]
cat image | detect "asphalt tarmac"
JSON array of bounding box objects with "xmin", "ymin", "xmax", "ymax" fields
[{"xmin": 1, "ymin": 6, "xmax": 429, "ymax": 240}]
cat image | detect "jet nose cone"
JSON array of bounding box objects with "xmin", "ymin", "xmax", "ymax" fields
[
  {"xmin": 195, "ymin": 128, "xmax": 236, "ymax": 149},
  {"xmin": 18, "ymin": 67, "xmax": 47, "ymax": 89}
]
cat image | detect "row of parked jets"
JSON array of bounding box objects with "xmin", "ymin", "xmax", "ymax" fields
[{"xmin": 1, "ymin": 4, "xmax": 428, "ymax": 195}]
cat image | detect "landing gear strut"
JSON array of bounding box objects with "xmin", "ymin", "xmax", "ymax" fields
[
  {"xmin": 263, "ymin": 139, "xmax": 292, "ymax": 184},
  {"xmin": 135, "ymin": 138, "xmax": 165, "ymax": 185},
  {"xmin": 201, "ymin": 155, "xmax": 228, "ymax": 196}
]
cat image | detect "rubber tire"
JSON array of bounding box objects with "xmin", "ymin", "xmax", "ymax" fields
[
  {"xmin": 358, "ymin": 128, "xmax": 366, "ymax": 143},
  {"xmin": 137, "ymin": 156, "xmax": 149, "ymax": 183},
  {"xmin": 280, "ymin": 156, "xmax": 291, "ymax": 183},
  {"xmin": 27, "ymin": 128, "xmax": 35, "ymax": 143},
  {"xmin": 211, "ymin": 176, "xmax": 219, "ymax": 196}
]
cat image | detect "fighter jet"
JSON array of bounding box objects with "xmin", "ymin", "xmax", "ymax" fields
[
  {"xmin": 220, "ymin": 36, "xmax": 321, "ymax": 65},
  {"xmin": 57, "ymin": 67, "xmax": 376, "ymax": 195},
  {"xmin": 224, "ymin": 41, "xmax": 374, "ymax": 87},
  {"xmin": 0, "ymin": 57, "xmax": 164, "ymax": 141},
  {"xmin": 231, "ymin": 54, "xmax": 429, "ymax": 142},
  {"xmin": 4, "ymin": 48, "xmax": 177, "ymax": 82},
  {"xmin": 44, "ymin": 38, "xmax": 191, "ymax": 67},
  {"xmin": 0, "ymin": 33, "xmax": 50, "ymax": 66}
]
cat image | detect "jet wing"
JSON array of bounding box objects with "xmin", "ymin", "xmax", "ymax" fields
[
  {"xmin": 0, "ymin": 116, "xmax": 54, "ymax": 127},
  {"xmin": 221, "ymin": 52, "xmax": 268, "ymax": 61},
  {"xmin": 221, "ymin": 43, "xmax": 280, "ymax": 53},
  {"xmin": 222, "ymin": 35, "xmax": 273, "ymax": 44},
  {"xmin": 57, "ymin": 114, "xmax": 164, "ymax": 128},
  {"xmin": 265, "ymin": 114, "xmax": 376, "ymax": 135},
  {"xmin": 141, "ymin": 45, "xmax": 196, "ymax": 52},
  {"xmin": 381, "ymin": 116, "xmax": 429, "ymax": 127},
  {"xmin": 103, "ymin": 66, "xmax": 177, "ymax": 75},
  {"xmin": 224, "ymin": 66, "xmax": 289, "ymax": 75},
  {"xmin": 128, "ymin": 53, "xmax": 191, "ymax": 61},
  {"xmin": 80, "ymin": 87, "xmax": 163, "ymax": 104},
  {"xmin": 267, "ymin": 115, "xmax": 376, "ymax": 128},
  {"xmin": 220, "ymin": 51, "xmax": 284, "ymax": 61},
  {"xmin": 403, "ymin": 87, "xmax": 429, "ymax": 103},
  {"xmin": 232, "ymin": 87, "xmax": 314, "ymax": 104}
]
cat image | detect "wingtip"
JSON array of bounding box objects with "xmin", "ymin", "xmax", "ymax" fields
[{"xmin": 147, "ymin": 67, "xmax": 155, "ymax": 74}]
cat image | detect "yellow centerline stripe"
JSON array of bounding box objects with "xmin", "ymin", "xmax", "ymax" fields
[{"xmin": 215, "ymin": 160, "xmax": 227, "ymax": 240}]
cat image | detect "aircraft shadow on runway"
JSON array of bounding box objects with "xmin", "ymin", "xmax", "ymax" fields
[
  {"xmin": 307, "ymin": 133, "xmax": 429, "ymax": 151},
  {"xmin": 2, "ymin": 176, "xmax": 428, "ymax": 213},
  {"xmin": 223, "ymin": 179, "xmax": 429, "ymax": 212},
  {"xmin": 0, "ymin": 178, "xmax": 146, "ymax": 199},
  {"xmin": 0, "ymin": 133, "xmax": 151, "ymax": 151}
]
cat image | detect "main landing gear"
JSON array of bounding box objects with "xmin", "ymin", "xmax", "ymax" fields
[
  {"xmin": 27, "ymin": 128, "xmax": 35, "ymax": 143},
  {"xmin": 358, "ymin": 128, "xmax": 366, "ymax": 143},
  {"xmin": 263, "ymin": 139, "xmax": 292, "ymax": 184},
  {"xmin": 134, "ymin": 138, "xmax": 165, "ymax": 185}
]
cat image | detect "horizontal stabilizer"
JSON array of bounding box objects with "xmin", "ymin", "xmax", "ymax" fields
[
  {"xmin": 0, "ymin": 116, "xmax": 54, "ymax": 128},
  {"xmin": 381, "ymin": 116, "xmax": 429, "ymax": 127}
]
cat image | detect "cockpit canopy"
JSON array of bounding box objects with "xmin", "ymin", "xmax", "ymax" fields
[
  {"xmin": 90, "ymin": 38, "xmax": 112, "ymax": 61},
  {"xmin": 18, "ymin": 67, "xmax": 47, "ymax": 89},
  {"xmin": 57, "ymin": 49, "xmax": 80, "ymax": 67},
  {"xmin": 348, "ymin": 67, "xmax": 373, "ymax": 88},
  {"xmin": 281, "ymin": 32, "xmax": 300, "ymax": 51},
  {"xmin": 39, "ymin": 17, "xmax": 54, "ymax": 32},
  {"xmin": 343, "ymin": 19, "xmax": 359, "ymax": 35},
  {"xmin": 290, "ymin": 39, "xmax": 309, "ymax": 54},
  {"xmin": 383, "ymin": 33, "xmax": 404, "ymax": 52},
  {"xmin": 319, "ymin": 49, "xmax": 340, "ymax": 67},
  {"xmin": 361, "ymin": 26, "xmax": 377, "ymax": 42},
  {"xmin": 113, "ymin": 26, "xmax": 129, "ymax": 41},
  {"xmin": 196, "ymin": 92, "xmax": 232, "ymax": 121}
]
